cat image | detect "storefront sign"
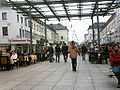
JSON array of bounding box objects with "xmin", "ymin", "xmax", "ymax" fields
[
  {"xmin": 8, "ymin": 39, "xmax": 33, "ymax": 42},
  {"xmin": 8, "ymin": 38, "xmax": 36, "ymax": 44}
]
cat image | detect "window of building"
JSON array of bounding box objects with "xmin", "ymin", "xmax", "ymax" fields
[
  {"xmin": 22, "ymin": 30, "xmax": 24, "ymax": 37},
  {"xmin": 2, "ymin": 27, "xmax": 8, "ymax": 36},
  {"xmin": 25, "ymin": 18, "xmax": 27, "ymax": 26},
  {"xmin": 17, "ymin": 14, "xmax": 19, "ymax": 22},
  {"xmin": 2, "ymin": 12, "xmax": 7, "ymax": 20},
  {"xmin": 28, "ymin": 20, "xmax": 30, "ymax": 27},
  {"xmin": 25, "ymin": 30, "xmax": 30, "ymax": 38},
  {"xmin": 20, "ymin": 29, "xmax": 22, "ymax": 37},
  {"xmin": 61, "ymin": 36, "xmax": 63, "ymax": 39},
  {"xmin": 21, "ymin": 17, "xmax": 23, "ymax": 24},
  {"xmin": 34, "ymin": 23, "xmax": 36, "ymax": 30}
]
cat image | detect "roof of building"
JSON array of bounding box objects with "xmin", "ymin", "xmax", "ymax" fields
[
  {"xmin": 48, "ymin": 23, "xmax": 68, "ymax": 31},
  {"xmin": 0, "ymin": 0, "xmax": 6, "ymax": 7},
  {"xmin": 102, "ymin": 14, "xmax": 115, "ymax": 30},
  {"xmin": 88, "ymin": 22, "xmax": 106, "ymax": 31}
]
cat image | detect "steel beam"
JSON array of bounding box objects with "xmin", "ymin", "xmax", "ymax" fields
[
  {"xmin": 103, "ymin": 0, "xmax": 115, "ymax": 16},
  {"xmin": 43, "ymin": 0, "xmax": 60, "ymax": 21},
  {"xmin": 8, "ymin": 0, "xmax": 114, "ymax": 5},
  {"xmin": 91, "ymin": 2, "xmax": 97, "ymax": 19},
  {"xmin": 34, "ymin": 13, "xmax": 110, "ymax": 18},
  {"xmin": 96, "ymin": 1, "xmax": 100, "ymax": 53},
  {"xmin": 44, "ymin": 19, "xmax": 47, "ymax": 45},
  {"xmin": 29, "ymin": 5, "xmax": 33, "ymax": 54},
  {"xmin": 92, "ymin": 17, "xmax": 95, "ymax": 47},
  {"xmin": 25, "ymin": 0, "xmax": 48, "ymax": 21},
  {"xmin": 61, "ymin": 0, "xmax": 70, "ymax": 21}
]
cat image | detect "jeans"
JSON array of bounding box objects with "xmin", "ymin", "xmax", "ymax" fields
[
  {"xmin": 63, "ymin": 53, "xmax": 68, "ymax": 62},
  {"xmin": 112, "ymin": 65, "xmax": 120, "ymax": 83},
  {"xmin": 49, "ymin": 53, "xmax": 53, "ymax": 62},
  {"xmin": 82, "ymin": 53, "xmax": 86, "ymax": 60},
  {"xmin": 56, "ymin": 52, "xmax": 60, "ymax": 62},
  {"xmin": 71, "ymin": 58, "xmax": 77, "ymax": 71}
]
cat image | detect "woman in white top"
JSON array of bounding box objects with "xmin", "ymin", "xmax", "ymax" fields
[
  {"xmin": 10, "ymin": 50, "xmax": 18, "ymax": 68},
  {"xmin": 11, "ymin": 51, "xmax": 17, "ymax": 62}
]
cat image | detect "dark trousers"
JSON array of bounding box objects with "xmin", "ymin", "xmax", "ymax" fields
[
  {"xmin": 63, "ymin": 53, "xmax": 68, "ymax": 62},
  {"xmin": 49, "ymin": 53, "xmax": 53, "ymax": 62},
  {"xmin": 82, "ymin": 53, "xmax": 86, "ymax": 60},
  {"xmin": 105, "ymin": 53, "xmax": 109, "ymax": 64},
  {"xmin": 71, "ymin": 58, "xmax": 77, "ymax": 71},
  {"xmin": 56, "ymin": 52, "xmax": 60, "ymax": 62},
  {"xmin": 13, "ymin": 59, "xmax": 18, "ymax": 68}
]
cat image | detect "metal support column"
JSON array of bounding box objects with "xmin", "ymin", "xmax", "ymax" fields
[
  {"xmin": 96, "ymin": 1, "xmax": 100, "ymax": 53},
  {"xmin": 92, "ymin": 17, "xmax": 95, "ymax": 47},
  {"xmin": 29, "ymin": 5, "xmax": 33, "ymax": 54},
  {"xmin": 44, "ymin": 19, "xmax": 47, "ymax": 45}
]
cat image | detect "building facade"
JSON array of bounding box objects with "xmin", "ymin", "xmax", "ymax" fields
[
  {"xmin": 48, "ymin": 23, "xmax": 69, "ymax": 44},
  {"xmin": 115, "ymin": 8, "xmax": 120, "ymax": 43},
  {"xmin": 100, "ymin": 8, "xmax": 120, "ymax": 45},
  {"xmin": 0, "ymin": 6, "xmax": 58, "ymax": 53},
  {"xmin": 87, "ymin": 23, "xmax": 105, "ymax": 46},
  {"xmin": 100, "ymin": 15, "xmax": 116, "ymax": 45}
]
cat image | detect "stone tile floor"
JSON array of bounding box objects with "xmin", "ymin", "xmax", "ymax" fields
[{"xmin": 0, "ymin": 55, "xmax": 119, "ymax": 90}]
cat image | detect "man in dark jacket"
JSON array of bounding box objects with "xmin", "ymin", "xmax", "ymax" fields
[
  {"xmin": 48, "ymin": 43, "xmax": 54, "ymax": 62},
  {"xmin": 81, "ymin": 44, "xmax": 87, "ymax": 60},
  {"xmin": 62, "ymin": 43, "xmax": 68, "ymax": 63},
  {"xmin": 109, "ymin": 44, "xmax": 120, "ymax": 88},
  {"xmin": 55, "ymin": 44, "xmax": 61, "ymax": 62}
]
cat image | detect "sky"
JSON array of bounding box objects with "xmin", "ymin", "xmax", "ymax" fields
[{"xmin": 47, "ymin": 16, "xmax": 111, "ymax": 44}]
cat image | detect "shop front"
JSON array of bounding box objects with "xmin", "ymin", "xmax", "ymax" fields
[
  {"xmin": 8, "ymin": 38, "xmax": 37, "ymax": 54},
  {"xmin": 0, "ymin": 44, "xmax": 11, "ymax": 54}
]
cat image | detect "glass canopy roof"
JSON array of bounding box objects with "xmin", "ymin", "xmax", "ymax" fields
[{"xmin": 4, "ymin": 0, "xmax": 120, "ymax": 21}]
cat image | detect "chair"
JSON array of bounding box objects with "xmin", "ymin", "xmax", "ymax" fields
[
  {"xmin": 30, "ymin": 55, "xmax": 35, "ymax": 64},
  {"xmin": 0, "ymin": 56, "xmax": 10, "ymax": 70},
  {"xmin": 18, "ymin": 55, "xmax": 25, "ymax": 66},
  {"xmin": 24, "ymin": 55, "xmax": 30, "ymax": 65}
]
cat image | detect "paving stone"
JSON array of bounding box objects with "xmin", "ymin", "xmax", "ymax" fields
[{"xmin": 0, "ymin": 55, "xmax": 119, "ymax": 90}]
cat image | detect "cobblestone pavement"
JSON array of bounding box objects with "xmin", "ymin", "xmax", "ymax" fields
[{"xmin": 0, "ymin": 55, "xmax": 119, "ymax": 90}]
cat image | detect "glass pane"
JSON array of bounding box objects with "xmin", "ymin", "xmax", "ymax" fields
[
  {"xmin": 2, "ymin": 27, "xmax": 8, "ymax": 36},
  {"xmin": 2, "ymin": 12, "xmax": 7, "ymax": 20}
]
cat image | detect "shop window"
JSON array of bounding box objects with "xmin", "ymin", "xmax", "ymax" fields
[
  {"xmin": 2, "ymin": 27, "xmax": 8, "ymax": 36},
  {"xmin": 2, "ymin": 12, "xmax": 7, "ymax": 20}
]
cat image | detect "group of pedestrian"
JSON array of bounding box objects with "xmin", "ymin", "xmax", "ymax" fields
[
  {"xmin": 47, "ymin": 41, "xmax": 80, "ymax": 72},
  {"xmin": 47, "ymin": 43, "xmax": 69, "ymax": 63}
]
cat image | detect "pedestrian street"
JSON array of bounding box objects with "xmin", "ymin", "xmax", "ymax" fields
[{"xmin": 0, "ymin": 55, "xmax": 119, "ymax": 90}]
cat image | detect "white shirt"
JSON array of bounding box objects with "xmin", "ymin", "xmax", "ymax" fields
[{"xmin": 11, "ymin": 53, "xmax": 17, "ymax": 59}]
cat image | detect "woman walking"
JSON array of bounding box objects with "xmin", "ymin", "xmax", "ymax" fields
[{"xmin": 68, "ymin": 41, "xmax": 80, "ymax": 72}]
